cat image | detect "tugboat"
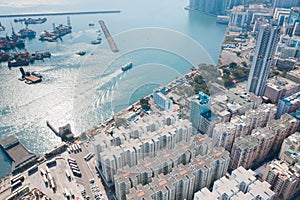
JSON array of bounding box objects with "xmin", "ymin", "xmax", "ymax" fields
[
  {"xmin": 0, "ymin": 22, "xmax": 5, "ymax": 31},
  {"xmin": 14, "ymin": 18, "xmax": 26, "ymax": 23},
  {"xmin": 76, "ymin": 51, "xmax": 86, "ymax": 56},
  {"xmin": 31, "ymin": 51, "xmax": 51, "ymax": 60},
  {"xmin": 25, "ymin": 18, "xmax": 47, "ymax": 25},
  {"xmin": 91, "ymin": 39, "xmax": 101, "ymax": 45},
  {"xmin": 0, "ymin": 50, "xmax": 10, "ymax": 62},
  {"xmin": 121, "ymin": 62, "xmax": 133, "ymax": 72},
  {"xmin": 19, "ymin": 27, "xmax": 36, "ymax": 38}
]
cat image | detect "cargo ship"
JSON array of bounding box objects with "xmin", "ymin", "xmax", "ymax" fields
[
  {"xmin": 121, "ymin": 62, "xmax": 133, "ymax": 72},
  {"xmin": 0, "ymin": 36, "xmax": 25, "ymax": 50},
  {"xmin": 8, "ymin": 58, "xmax": 30, "ymax": 68},
  {"xmin": 24, "ymin": 18, "xmax": 47, "ymax": 25},
  {"xmin": 8, "ymin": 48, "xmax": 34, "ymax": 68}
]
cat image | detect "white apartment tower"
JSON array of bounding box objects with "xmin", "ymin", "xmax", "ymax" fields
[{"xmin": 247, "ymin": 23, "xmax": 280, "ymax": 96}]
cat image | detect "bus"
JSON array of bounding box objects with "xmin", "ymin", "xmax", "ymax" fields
[
  {"xmin": 70, "ymin": 166, "xmax": 79, "ymax": 172},
  {"xmin": 68, "ymin": 158, "xmax": 76, "ymax": 163},
  {"xmin": 76, "ymin": 144, "xmax": 82, "ymax": 151},
  {"xmin": 50, "ymin": 179, "xmax": 55, "ymax": 189},
  {"xmin": 28, "ymin": 165, "xmax": 38, "ymax": 175},
  {"xmin": 42, "ymin": 174, "xmax": 48, "ymax": 185},
  {"xmin": 72, "ymin": 169, "xmax": 82, "ymax": 177},
  {"xmin": 69, "ymin": 163, "xmax": 79, "ymax": 168},
  {"xmin": 65, "ymin": 170, "xmax": 71, "ymax": 181},
  {"xmin": 11, "ymin": 180, "xmax": 22, "ymax": 191},
  {"xmin": 10, "ymin": 174, "xmax": 24, "ymax": 184},
  {"xmin": 40, "ymin": 168, "xmax": 46, "ymax": 176},
  {"xmin": 84, "ymin": 153, "xmax": 93, "ymax": 161},
  {"xmin": 48, "ymin": 173, "xmax": 53, "ymax": 181},
  {"xmin": 46, "ymin": 159, "xmax": 57, "ymax": 167},
  {"xmin": 64, "ymin": 187, "xmax": 70, "ymax": 198}
]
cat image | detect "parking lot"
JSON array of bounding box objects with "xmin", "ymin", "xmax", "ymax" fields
[{"xmin": 22, "ymin": 142, "xmax": 108, "ymax": 200}]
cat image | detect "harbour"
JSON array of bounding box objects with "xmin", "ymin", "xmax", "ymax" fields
[
  {"xmin": 0, "ymin": 0, "xmax": 226, "ymax": 179},
  {"xmin": 0, "ymin": 10, "xmax": 121, "ymax": 18}
]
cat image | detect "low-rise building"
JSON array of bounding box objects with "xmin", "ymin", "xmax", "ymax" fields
[{"xmin": 264, "ymin": 76, "xmax": 299, "ymax": 103}]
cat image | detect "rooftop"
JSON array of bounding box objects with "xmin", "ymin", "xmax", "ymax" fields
[
  {"xmin": 266, "ymin": 76, "xmax": 299, "ymax": 91},
  {"xmin": 0, "ymin": 135, "xmax": 37, "ymax": 171}
]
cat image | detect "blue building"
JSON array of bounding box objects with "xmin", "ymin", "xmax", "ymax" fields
[
  {"xmin": 189, "ymin": 92, "xmax": 211, "ymax": 132},
  {"xmin": 276, "ymin": 90, "xmax": 300, "ymax": 119},
  {"xmin": 153, "ymin": 88, "xmax": 173, "ymax": 111}
]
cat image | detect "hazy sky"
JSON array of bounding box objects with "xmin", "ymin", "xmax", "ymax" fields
[{"xmin": 0, "ymin": 0, "xmax": 67, "ymax": 8}]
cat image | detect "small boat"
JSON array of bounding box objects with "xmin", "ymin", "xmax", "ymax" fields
[
  {"xmin": 32, "ymin": 71, "xmax": 43, "ymax": 78},
  {"xmin": 91, "ymin": 40, "xmax": 101, "ymax": 45},
  {"xmin": 121, "ymin": 62, "xmax": 133, "ymax": 72},
  {"xmin": 88, "ymin": 23, "xmax": 95, "ymax": 26},
  {"xmin": 14, "ymin": 18, "xmax": 26, "ymax": 23},
  {"xmin": 96, "ymin": 36, "xmax": 102, "ymax": 40},
  {"xmin": 76, "ymin": 51, "xmax": 86, "ymax": 56}
]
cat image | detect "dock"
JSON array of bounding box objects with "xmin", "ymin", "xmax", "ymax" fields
[
  {"xmin": 99, "ymin": 20, "xmax": 119, "ymax": 53},
  {"xmin": 0, "ymin": 135, "xmax": 37, "ymax": 174},
  {"xmin": 0, "ymin": 10, "xmax": 121, "ymax": 18},
  {"xmin": 46, "ymin": 121, "xmax": 59, "ymax": 135}
]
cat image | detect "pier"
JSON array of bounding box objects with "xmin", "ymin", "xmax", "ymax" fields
[
  {"xmin": 46, "ymin": 121, "xmax": 58, "ymax": 135},
  {"xmin": 0, "ymin": 10, "xmax": 121, "ymax": 18},
  {"xmin": 99, "ymin": 20, "xmax": 119, "ymax": 53}
]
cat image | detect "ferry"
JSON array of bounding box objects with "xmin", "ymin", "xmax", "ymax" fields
[{"xmin": 121, "ymin": 62, "xmax": 133, "ymax": 72}]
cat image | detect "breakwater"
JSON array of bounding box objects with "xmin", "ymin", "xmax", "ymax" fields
[{"xmin": 0, "ymin": 10, "xmax": 121, "ymax": 18}]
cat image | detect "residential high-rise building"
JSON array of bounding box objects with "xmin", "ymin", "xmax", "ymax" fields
[
  {"xmin": 268, "ymin": 113, "xmax": 299, "ymax": 153},
  {"xmin": 279, "ymin": 131, "xmax": 300, "ymax": 164},
  {"xmin": 189, "ymin": 92, "xmax": 211, "ymax": 132},
  {"xmin": 274, "ymin": 0, "xmax": 300, "ymax": 9},
  {"xmin": 247, "ymin": 23, "xmax": 281, "ymax": 96},
  {"xmin": 194, "ymin": 166, "xmax": 275, "ymax": 200},
  {"xmin": 229, "ymin": 135, "xmax": 258, "ymax": 170},
  {"xmin": 153, "ymin": 89, "xmax": 173, "ymax": 111},
  {"xmin": 188, "ymin": 0, "xmax": 227, "ymax": 15},
  {"xmin": 276, "ymin": 90, "xmax": 300, "ymax": 119},
  {"xmin": 263, "ymin": 160, "xmax": 300, "ymax": 200}
]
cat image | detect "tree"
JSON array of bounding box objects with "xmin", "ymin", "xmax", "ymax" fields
[
  {"xmin": 229, "ymin": 62, "xmax": 237, "ymax": 69},
  {"xmin": 140, "ymin": 98, "xmax": 150, "ymax": 110}
]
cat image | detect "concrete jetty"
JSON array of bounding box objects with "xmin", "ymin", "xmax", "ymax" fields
[
  {"xmin": 99, "ymin": 20, "xmax": 119, "ymax": 53},
  {"xmin": 0, "ymin": 10, "xmax": 121, "ymax": 18}
]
